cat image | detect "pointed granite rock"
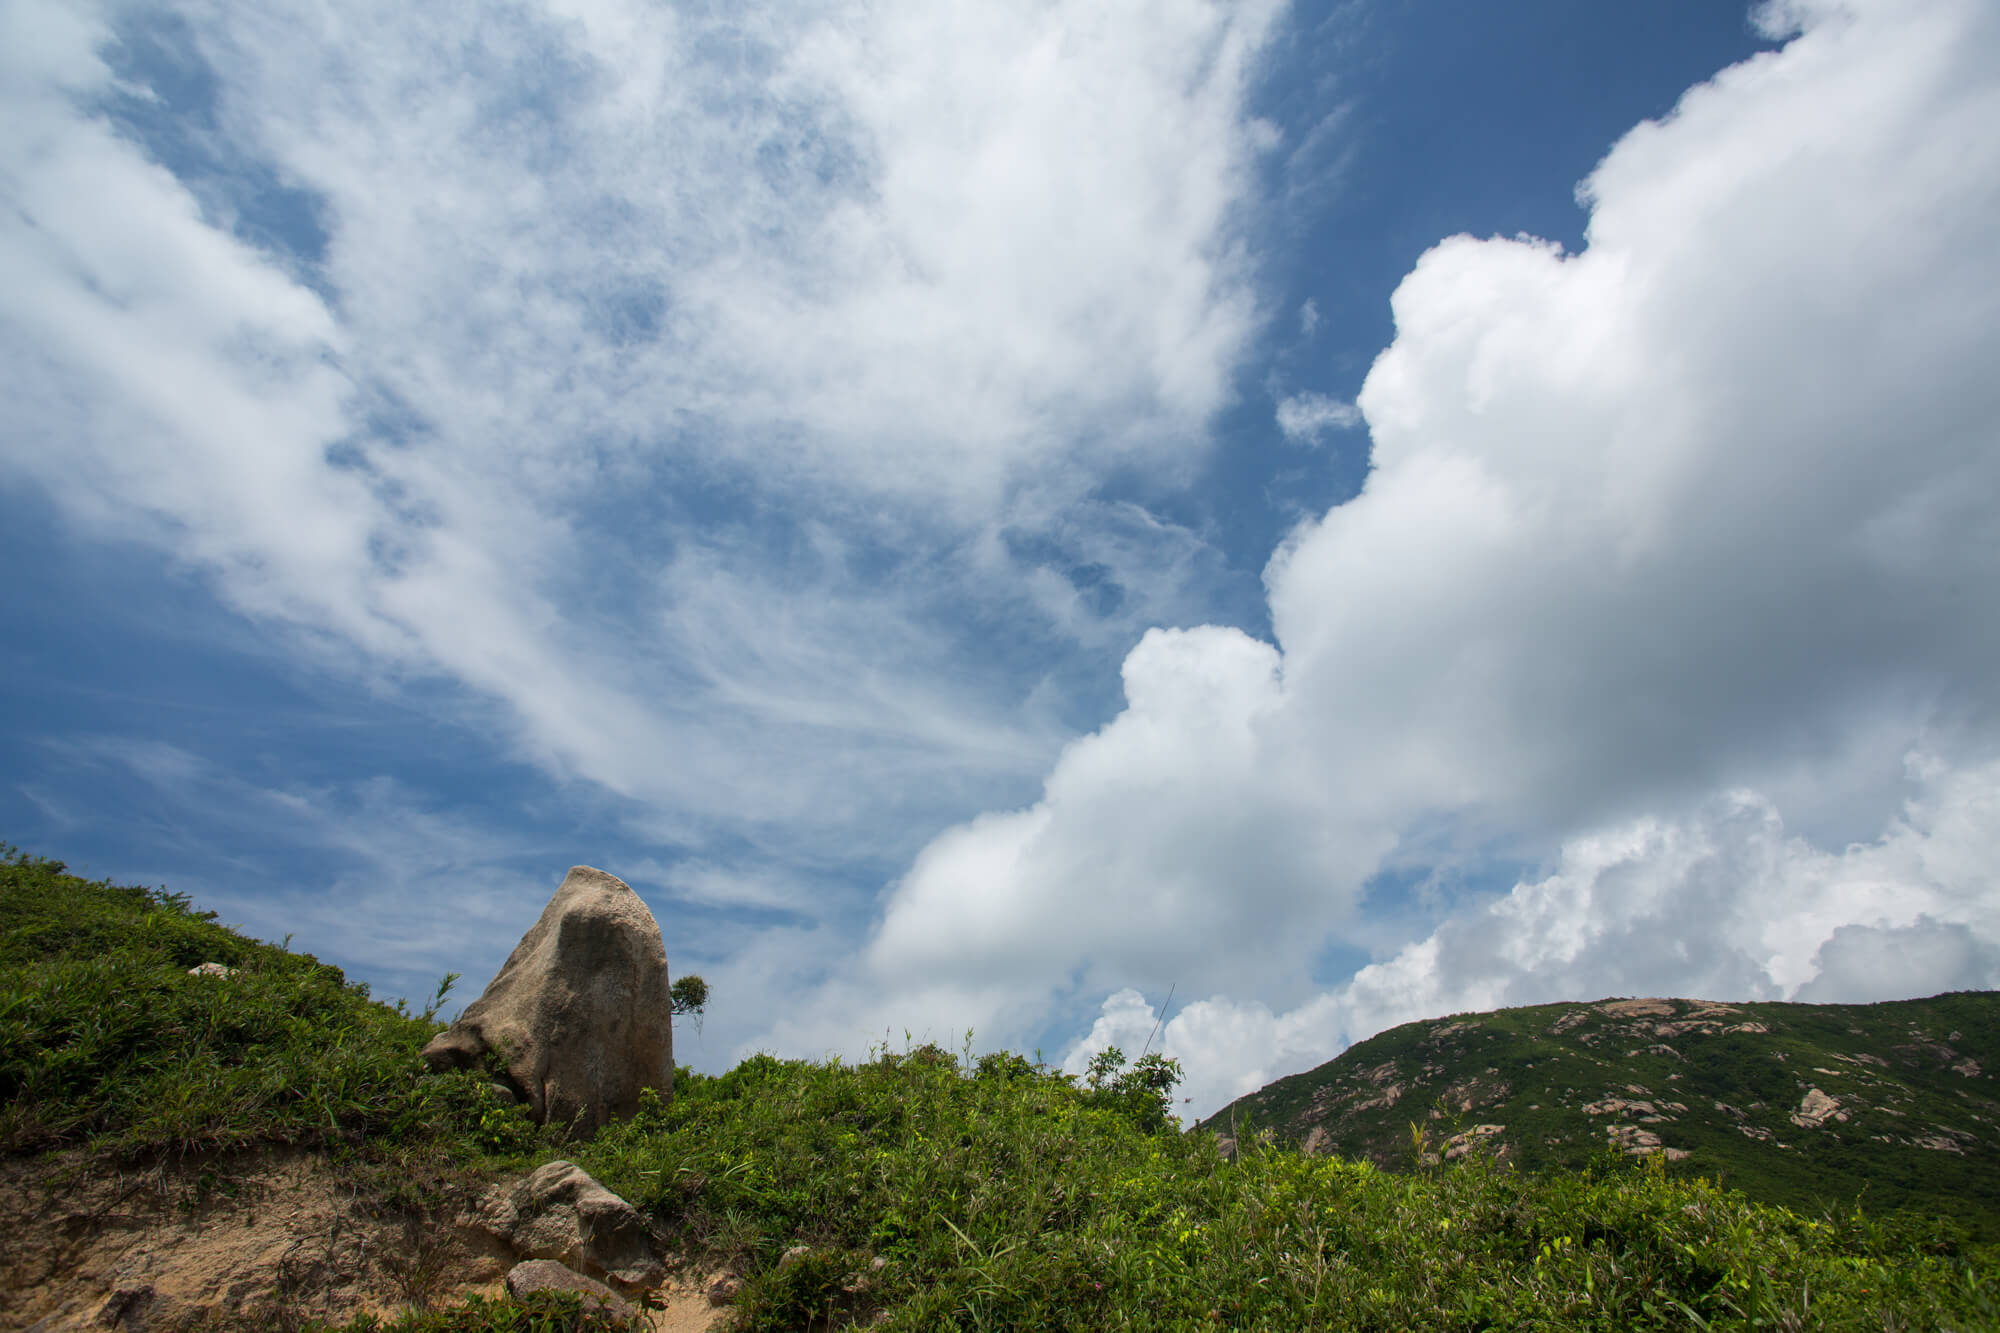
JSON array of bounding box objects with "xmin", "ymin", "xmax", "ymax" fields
[{"xmin": 422, "ymin": 866, "xmax": 673, "ymax": 1136}]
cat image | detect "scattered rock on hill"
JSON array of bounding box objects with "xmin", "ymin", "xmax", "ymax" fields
[
  {"xmin": 504, "ymin": 1259, "xmax": 638, "ymax": 1320},
  {"xmin": 476, "ymin": 1159, "xmax": 665, "ymax": 1294},
  {"xmin": 1596, "ymin": 997, "xmax": 1676, "ymax": 1019},
  {"xmin": 422, "ymin": 865, "xmax": 674, "ymax": 1137},
  {"xmin": 1443, "ymin": 1124, "xmax": 1506, "ymax": 1161},
  {"xmin": 1791, "ymin": 1087, "xmax": 1846, "ymax": 1128},
  {"xmin": 1201, "ymin": 991, "xmax": 2000, "ymax": 1222}
]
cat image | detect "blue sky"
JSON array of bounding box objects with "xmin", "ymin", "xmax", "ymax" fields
[{"xmin": 6, "ymin": 0, "xmax": 1999, "ymax": 1120}]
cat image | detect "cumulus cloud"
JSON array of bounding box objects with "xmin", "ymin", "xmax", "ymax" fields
[
  {"xmin": 1274, "ymin": 390, "xmax": 1362, "ymax": 443},
  {"xmin": 1061, "ymin": 985, "xmax": 1346, "ymax": 1122},
  {"xmin": 846, "ymin": 0, "xmax": 2000, "ymax": 1112},
  {"xmin": 1060, "ymin": 987, "xmax": 1163, "ymax": 1075},
  {"xmin": 1138, "ymin": 754, "xmax": 2000, "ymax": 1119},
  {"xmin": 865, "ymin": 625, "xmax": 1393, "ymax": 1002},
  {"xmin": 1795, "ymin": 919, "xmax": 2000, "ymax": 1005}
]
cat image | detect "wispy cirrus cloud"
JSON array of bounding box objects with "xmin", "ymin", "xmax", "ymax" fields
[{"xmin": 1, "ymin": 0, "xmax": 1287, "ymax": 857}]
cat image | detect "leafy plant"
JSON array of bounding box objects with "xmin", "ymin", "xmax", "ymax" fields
[{"xmin": 668, "ymin": 974, "xmax": 709, "ymax": 1042}]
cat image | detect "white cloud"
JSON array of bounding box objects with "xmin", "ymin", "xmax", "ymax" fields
[
  {"xmin": 1344, "ymin": 756, "xmax": 2000, "ymax": 1021},
  {"xmin": 1272, "ymin": 0, "xmax": 2000, "ymax": 840},
  {"xmin": 844, "ymin": 0, "xmax": 2000, "ymax": 1113},
  {"xmin": 1795, "ymin": 919, "xmax": 2000, "ymax": 1005},
  {"xmin": 1043, "ymin": 753, "xmax": 2000, "ymax": 1121},
  {"xmin": 1060, "ymin": 987, "xmax": 1161, "ymax": 1075},
  {"xmin": 1138, "ymin": 993, "xmax": 1346, "ymax": 1125},
  {"xmin": 0, "ymin": 0, "xmax": 1286, "ymax": 861},
  {"xmin": 1141, "ymin": 755, "xmax": 2000, "ymax": 1120},
  {"xmin": 865, "ymin": 625, "xmax": 1394, "ymax": 1001},
  {"xmin": 0, "ymin": 12, "xmax": 368, "ymax": 628},
  {"xmin": 169, "ymin": 0, "xmax": 1282, "ymax": 508},
  {"xmin": 632, "ymin": 857, "xmax": 826, "ymax": 916},
  {"xmin": 1274, "ymin": 390, "xmax": 1362, "ymax": 443},
  {"xmin": 1059, "ymin": 986, "xmax": 1341, "ymax": 1122}
]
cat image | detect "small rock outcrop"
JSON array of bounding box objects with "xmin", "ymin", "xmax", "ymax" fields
[
  {"xmin": 1791, "ymin": 1087, "xmax": 1846, "ymax": 1128},
  {"xmin": 476, "ymin": 1160, "xmax": 665, "ymax": 1294},
  {"xmin": 422, "ymin": 865, "xmax": 673, "ymax": 1136},
  {"xmin": 505, "ymin": 1260, "xmax": 638, "ymax": 1320}
]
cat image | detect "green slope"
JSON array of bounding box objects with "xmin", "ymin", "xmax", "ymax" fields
[
  {"xmin": 9, "ymin": 847, "xmax": 1998, "ymax": 1330},
  {"xmin": 1200, "ymin": 993, "xmax": 2000, "ymax": 1237},
  {"xmin": 0, "ymin": 844, "xmax": 506, "ymax": 1157}
]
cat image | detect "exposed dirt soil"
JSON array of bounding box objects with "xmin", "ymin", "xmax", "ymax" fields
[{"xmin": 0, "ymin": 1149, "xmax": 727, "ymax": 1332}]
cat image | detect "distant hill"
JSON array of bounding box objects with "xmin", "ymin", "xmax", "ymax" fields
[{"xmin": 1199, "ymin": 992, "xmax": 2000, "ymax": 1237}]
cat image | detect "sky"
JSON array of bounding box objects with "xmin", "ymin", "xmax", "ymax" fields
[{"xmin": 4, "ymin": 0, "xmax": 1998, "ymax": 1123}]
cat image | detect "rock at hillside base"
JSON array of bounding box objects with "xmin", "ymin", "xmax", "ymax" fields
[
  {"xmin": 477, "ymin": 1160, "xmax": 666, "ymax": 1294},
  {"xmin": 422, "ymin": 865, "xmax": 673, "ymax": 1137},
  {"xmin": 505, "ymin": 1260, "xmax": 638, "ymax": 1320}
]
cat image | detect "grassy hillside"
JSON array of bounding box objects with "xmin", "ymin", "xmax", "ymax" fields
[
  {"xmin": 0, "ymin": 845, "xmax": 505, "ymax": 1160},
  {"xmin": 1199, "ymin": 993, "xmax": 2000, "ymax": 1239},
  {"xmin": 6, "ymin": 846, "xmax": 1998, "ymax": 1331}
]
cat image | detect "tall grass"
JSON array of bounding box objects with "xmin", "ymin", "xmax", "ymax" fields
[
  {"xmin": 0, "ymin": 846, "xmax": 507, "ymax": 1157},
  {"xmin": 563, "ymin": 1047, "xmax": 1997, "ymax": 1331}
]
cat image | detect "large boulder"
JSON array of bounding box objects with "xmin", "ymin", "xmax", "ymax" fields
[{"xmin": 422, "ymin": 866, "xmax": 673, "ymax": 1136}]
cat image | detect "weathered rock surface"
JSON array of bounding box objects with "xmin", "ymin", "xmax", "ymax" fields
[
  {"xmin": 505, "ymin": 1259, "xmax": 638, "ymax": 1320},
  {"xmin": 423, "ymin": 865, "xmax": 673, "ymax": 1136},
  {"xmin": 1790, "ymin": 1086, "xmax": 1846, "ymax": 1128},
  {"xmin": 1441, "ymin": 1124, "xmax": 1507, "ymax": 1162},
  {"xmin": 476, "ymin": 1160, "xmax": 665, "ymax": 1294}
]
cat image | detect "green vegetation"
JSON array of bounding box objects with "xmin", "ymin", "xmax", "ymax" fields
[
  {"xmin": 0, "ymin": 845, "xmax": 513, "ymax": 1160},
  {"xmin": 5, "ymin": 847, "xmax": 1998, "ymax": 1331},
  {"xmin": 1199, "ymin": 993, "xmax": 2000, "ymax": 1240},
  {"xmin": 314, "ymin": 1292, "xmax": 645, "ymax": 1333},
  {"xmin": 562, "ymin": 1048, "xmax": 1997, "ymax": 1332},
  {"xmin": 671, "ymin": 973, "xmax": 712, "ymax": 1021}
]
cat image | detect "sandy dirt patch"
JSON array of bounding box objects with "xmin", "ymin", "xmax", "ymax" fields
[{"xmin": 1, "ymin": 1148, "xmax": 729, "ymax": 1332}]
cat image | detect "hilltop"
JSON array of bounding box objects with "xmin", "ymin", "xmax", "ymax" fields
[
  {"xmin": 4, "ymin": 846, "xmax": 1997, "ymax": 1331},
  {"xmin": 1201, "ymin": 992, "xmax": 2000, "ymax": 1237}
]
